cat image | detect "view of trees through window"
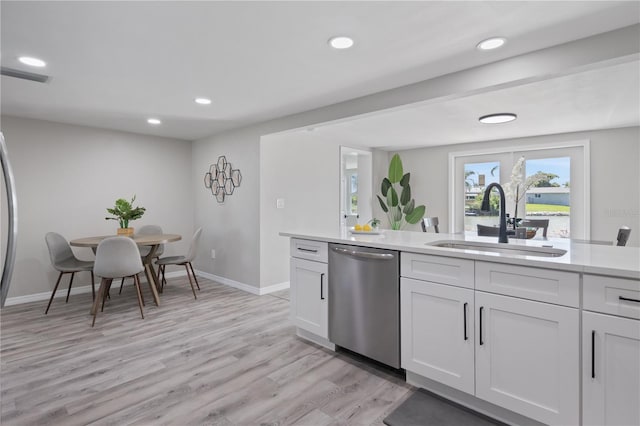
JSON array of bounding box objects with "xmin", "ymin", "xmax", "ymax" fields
[
  {"xmin": 464, "ymin": 157, "xmax": 571, "ymax": 238},
  {"xmin": 525, "ymin": 157, "xmax": 570, "ymax": 238}
]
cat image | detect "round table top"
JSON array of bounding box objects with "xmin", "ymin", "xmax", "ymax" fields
[{"xmin": 70, "ymin": 233, "xmax": 181, "ymax": 247}]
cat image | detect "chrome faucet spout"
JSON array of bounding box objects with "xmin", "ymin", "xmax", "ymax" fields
[{"xmin": 481, "ymin": 183, "xmax": 508, "ymax": 243}]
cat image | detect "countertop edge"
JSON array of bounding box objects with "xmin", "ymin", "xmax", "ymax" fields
[{"xmin": 280, "ymin": 231, "xmax": 640, "ymax": 280}]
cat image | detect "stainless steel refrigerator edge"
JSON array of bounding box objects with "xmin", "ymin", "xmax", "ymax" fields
[
  {"xmin": 328, "ymin": 243, "xmax": 400, "ymax": 368},
  {"xmin": 0, "ymin": 132, "xmax": 18, "ymax": 307}
]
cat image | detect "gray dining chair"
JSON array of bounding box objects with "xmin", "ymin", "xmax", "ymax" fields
[
  {"xmin": 421, "ymin": 217, "xmax": 440, "ymax": 233},
  {"xmin": 519, "ymin": 219, "xmax": 549, "ymax": 238},
  {"xmin": 92, "ymin": 237, "xmax": 145, "ymax": 327},
  {"xmin": 156, "ymin": 228, "xmax": 202, "ymax": 299},
  {"xmin": 477, "ymin": 224, "xmax": 501, "ymax": 237},
  {"xmin": 616, "ymin": 226, "xmax": 631, "ymax": 246},
  {"xmin": 44, "ymin": 232, "xmax": 95, "ymax": 314},
  {"xmin": 119, "ymin": 224, "xmax": 164, "ymax": 295}
]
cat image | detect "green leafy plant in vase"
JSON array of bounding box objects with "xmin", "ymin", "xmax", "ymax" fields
[
  {"xmin": 377, "ymin": 154, "xmax": 426, "ymax": 230},
  {"xmin": 105, "ymin": 196, "xmax": 146, "ymax": 236}
]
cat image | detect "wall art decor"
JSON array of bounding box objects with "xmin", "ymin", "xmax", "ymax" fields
[{"xmin": 203, "ymin": 156, "xmax": 242, "ymax": 203}]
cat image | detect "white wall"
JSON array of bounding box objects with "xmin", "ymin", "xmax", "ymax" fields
[
  {"xmin": 259, "ymin": 133, "xmax": 345, "ymax": 288},
  {"xmin": 192, "ymin": 125, "xmax": 261, "ymax": 288},
  {"xmin": 0, "ymin": 116, "xmax": 193, "ymax": 298},
  {"xmin": 387, "ymin": 126, "xmax": 640, "ymax": 246}
]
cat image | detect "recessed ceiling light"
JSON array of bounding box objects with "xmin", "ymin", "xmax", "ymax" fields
[
  {"xmin": 479, "ymin": 113, "xmax": 517, "ymax": 124},
  {"xmin": 477, "ymin": 37, "xmax": 506, "ymax": 51},
  {"xmin": 18, "ymin": 56, "xmax": 46, "ymax": 67},
  {"xmin": 147, "ymin": 118, "xmax": 162, "ymax": 125},
  {"xmin": 195, "ymin": 97, "xmax": 212, "ymax": 105},
  {"xmin": 328, "ymin": 36, "xmax": 354, "ymax": 49}
]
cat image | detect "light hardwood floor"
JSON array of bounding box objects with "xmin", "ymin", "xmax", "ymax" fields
[{"xmin": 1, "ymin": 276, "xmax": 412, "ymax": 425}]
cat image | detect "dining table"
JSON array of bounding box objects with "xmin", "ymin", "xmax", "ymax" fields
[{"xmin": 70, "ymin": 233, "xmax": 181, "ymax": 310}]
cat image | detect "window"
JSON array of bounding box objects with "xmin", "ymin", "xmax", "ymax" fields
[
  {"xmin": 350, "ymin": 172, "xmax": 358, "ymax": 215},
  {"xmin": 524, "ymin": 157, "xmax": 571, "ymax": 238},
  {"xmin": 464, "ymin": 161, "xmax": 500, "ymax": 232},
  {"xmin": 450, "ymin": 142, "xmax": 589, "ymax": 239}
]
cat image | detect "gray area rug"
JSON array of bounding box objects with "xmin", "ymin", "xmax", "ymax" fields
[{"xmin": 384, "ymin": 389, "xmax": 506, "ymax": 426}]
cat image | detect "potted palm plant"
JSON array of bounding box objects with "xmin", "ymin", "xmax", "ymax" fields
[
  {"xmin": 376, "ymin": 154, "xmax": 426, "ymax": 230},
  {"xmin": 105, "ymin": 196, "xmax": 146, "ymax": 236}
]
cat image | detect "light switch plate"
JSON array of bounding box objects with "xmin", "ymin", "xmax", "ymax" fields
[
  {"xmin": 211, "ymin": 249, "xmax": 216, "ymax": 259},
  {"xmin": 276, "ymin": 198, "xmax": 285, "ymax": 209}
]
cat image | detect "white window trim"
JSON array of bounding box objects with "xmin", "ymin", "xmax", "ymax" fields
[{"xmin": 448, "ymin": 139, "xmax": 590, "ymax": 238}]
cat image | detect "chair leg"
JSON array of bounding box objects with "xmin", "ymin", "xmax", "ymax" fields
[
  {"xmin": 133, "ymin": 275, "xmax": 145, "ymax": 319},
  {"xmin": 65, "ymin": 272, "xmax": 76, "ymax": 303},
  {"xmin": 101, "ymin": 279, "xmax": 113, "ymax": 312},
  {"xmin": 137, "ymin": 275, "xmax": 145, "ymax": 306},
  {"xmin": 160, "ymin": 264, "xmax": 166, "ymax": 289},
  {"xmin": 119, "ymin": 277, "xmax": 125, "ymax": 294},
  {"xmin": 92, "ymin": 278, "xmax": 109, "ymax": 327},
  {"xmin": 45, "ymin": 272, "xmax": 64, "ymax": 314},
  {"xmin": 188, "ymin": 262, "xmax": 200, "ymax": 290},
  {"xmin": 91, "ymin": 271, "xmax": 96, "ymax": 301},
  {"xmin": 184, "ymin": 264, "xmax": 197, "ymax": 300}
]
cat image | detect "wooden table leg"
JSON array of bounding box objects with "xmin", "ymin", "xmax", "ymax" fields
[
  {"xmin": 144, "ymin": 264, "xmax": 161, "ymax": 306},
  {"xmin": 143, "ymin": 245, "xmax": 161, "ymax": 306}
]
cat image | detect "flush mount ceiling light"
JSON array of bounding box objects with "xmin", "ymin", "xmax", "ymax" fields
[
  {"xmin": 328, "ymin": 36, "xmax": 354, "ymax": 49},
  {"xmin": 477, "ymin": 37, "xmax": 506, "ymax": 51},
  {"xmin": 147, "ymin": 118, "xmax": 162, "ymax": 125},
  {"xmin": 479, "ymin": 113, "xmax": 517, "ymax": 124},
  {"xmin": 195, "ymin": 97, "xmax": 212, "ymax": 105},
  {"xmin": 18, "ymin": 56, "xmax": 46, "ymax": 67}
]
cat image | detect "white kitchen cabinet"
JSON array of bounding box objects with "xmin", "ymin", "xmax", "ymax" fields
[
  {"xmin": 475, "ymin": 291, "xmax": 579, "ymax": 426},
  {"xmin": 582, "ymin": 311, "xmax": 640, "ymax": 426},
  {"xmin": 401, "ymin": 277, "xmax": 475, "ymax": 394},
  {"xmin": 290, "ymin": 257, "xmax": 328, "ymax": 339}
]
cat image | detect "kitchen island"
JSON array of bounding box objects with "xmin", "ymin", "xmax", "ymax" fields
[{"xmin": 280, "ymin": 229, "xmax": 640, "ymax": 426}]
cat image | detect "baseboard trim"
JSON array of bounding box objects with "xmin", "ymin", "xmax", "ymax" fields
[
  {"xmin": 296, "ymin": 328, "xmax": 335, "ymax": 351},
  {"xmin": 261, "ymin": 281, "xmax": 290, "ymax": 294},
  {"xmin": 194, "ymin": 270, "xmax": 289, "ymax": 296},
  {"xmin": 4, "ymin": 270, "xmax": 187, "ymax": 307}
]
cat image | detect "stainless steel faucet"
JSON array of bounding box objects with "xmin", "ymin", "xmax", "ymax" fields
[{"xmin": 481, "ymin": 183, "xmax": 508, "ymax": 243}]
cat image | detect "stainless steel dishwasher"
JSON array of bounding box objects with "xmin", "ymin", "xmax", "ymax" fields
[{"xmin": 328, "ymin": 243, "xmax": 400, "ymax": 368}]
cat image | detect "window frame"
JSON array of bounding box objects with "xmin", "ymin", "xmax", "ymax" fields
[{"xmin": 448, "ymin": 139, "xmax": 590, "ymax": 239}]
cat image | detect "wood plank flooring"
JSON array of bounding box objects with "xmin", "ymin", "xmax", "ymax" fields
[{"xmin": 1, "ymin": 276, "xmax": 412, "ymax": 425}]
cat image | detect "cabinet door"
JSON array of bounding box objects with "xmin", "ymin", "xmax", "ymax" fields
[
  {"xmin": 401, "ymin": 278, "xmax": 474, "ymax": 394},
  {"xmin": 290, "ymin": 258, "xmax": 328, "ymax": 338},
  {"xmin": 583, "ymin": 312, "xmax": 640, "ymax": 426},
  {"xmin": 475, "ymin": 292, "xmax": 579, "ymax": 426}
]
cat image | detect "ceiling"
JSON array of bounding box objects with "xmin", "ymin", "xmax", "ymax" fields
[
  {"xmin": 1, "ymin": 1, "xmax": 639, "ymax": 141},
  {"xmin": 299, "ymin": 60, "xmax": 640, "ymax": 150}
]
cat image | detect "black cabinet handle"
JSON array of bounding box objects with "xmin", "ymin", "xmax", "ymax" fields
[
  {"xmin": 320, "ymin": 273, "xmax": 325, "ymax": 300},
  {"xmin": 463, "ymin": 302, "xmax": 468, "ymax": 341},
  {"xmin": 298, "ymin": 247, "xmax": 318, "ymax": 253},
  {"xmin": 479, "ymin": 306, "xmax": 484, "ymax": 346},
  {"xmin": 619, "ymin": 296, "xmax": 640, "ymax": 303},
  {"xmin": 591, "ymin": 330, "xmax": 596, "ymax": 379}
]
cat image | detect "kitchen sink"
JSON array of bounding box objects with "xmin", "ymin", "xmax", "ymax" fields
[{"xmin": 428, "ymin": 240, "xmax": 567, "ymax": 257}]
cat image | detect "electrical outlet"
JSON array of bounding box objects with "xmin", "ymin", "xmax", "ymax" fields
[{"xmin": 211, "ymin": 249, "xmax": 216, "ymax": 259}]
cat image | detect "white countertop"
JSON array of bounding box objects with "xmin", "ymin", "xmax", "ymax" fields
[{"xmin": 280, "ymin": 229, "xmax": 640, "ymax": 279}]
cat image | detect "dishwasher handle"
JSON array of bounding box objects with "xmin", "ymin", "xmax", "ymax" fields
[{"xmin": 331, "ymin": 246, "xmax": 395, "ymax": 260}]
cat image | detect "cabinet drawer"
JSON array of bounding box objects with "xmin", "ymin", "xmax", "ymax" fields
[
  {"xmin": 584, "ymin": 275, "xmax": 640, "ymax": 319},
  {"xmin": 476, "ymin": 261, "xmax": 579, "ymax": 307},
  {"xmin": 401, "ymin": 253, "xmax": 474, "ymax": 289},
  {"xmin": 290, "ymin": 238, "xmax": 328, "ymax": 263}
]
